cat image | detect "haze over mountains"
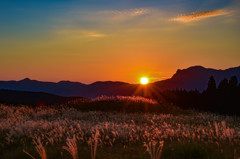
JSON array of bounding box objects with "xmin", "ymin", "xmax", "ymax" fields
[{"xmin": 0, "ymin": 66, "xmax": 239, "ymax": 98}]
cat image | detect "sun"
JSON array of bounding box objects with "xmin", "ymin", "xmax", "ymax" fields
[{"xmin": 140, "ymin": 77, "xmax": 149, "ymax": 85}]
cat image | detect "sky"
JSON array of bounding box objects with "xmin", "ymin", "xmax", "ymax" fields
[{"xmin": 0, "ymin": 0, "xmax": 240, "ymax": 84}]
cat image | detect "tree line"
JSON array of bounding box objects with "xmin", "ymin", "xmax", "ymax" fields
[{"xmin": 159, "ymin": 76, "xmax": 240, "ymax": 115}]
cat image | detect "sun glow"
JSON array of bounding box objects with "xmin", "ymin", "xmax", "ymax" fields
[{"xmin": 140, "ymin": 77, "xmax": 149, "ymax": 85}]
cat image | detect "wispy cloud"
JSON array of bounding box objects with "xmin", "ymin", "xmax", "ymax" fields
[
  {"xmin": 109, "ymin": 8, "xmax": 149, "ymax": 17},
  {"xmin": 53, "ymin": 7, "xmax": 160, "ymax": 37},
  {"xmin": 98, "ymin": 8, "xmax": 151, "ymax": 22},
  {"xmin": 57, "ymin": 29, "xmax": 107, "ymax": 39},
  {"xmin": 171, "ymin": 9, "xmax": 229, "ymax": 22}
]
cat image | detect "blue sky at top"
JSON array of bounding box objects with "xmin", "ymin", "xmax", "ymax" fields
[
  {"xmin": 0, "ymin": 0, "xmax": 238, "ymax": 41},
  {"xmin": 0, "ymin": 0, "xmax": 239, "ymax": 83}
]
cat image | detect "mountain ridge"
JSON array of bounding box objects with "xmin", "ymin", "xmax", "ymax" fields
[
  {"xmin": 0, "ymin": 65, "xmax": 239, "ymax": 97},
  {"xmin": 154, "ymin": 65, "xmax": 240, "ymax": 91}
]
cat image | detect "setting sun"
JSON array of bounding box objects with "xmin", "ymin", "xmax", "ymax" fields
[{"xmin": 140, "ymin": 77, "xmax": 149, "ymax": 85}]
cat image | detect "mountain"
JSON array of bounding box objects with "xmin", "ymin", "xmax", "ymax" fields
[
  {"xmin": 0, "ymin": 66, "xmax": 239, "ymax": 98},
  {"xmin": 0, "ymin": 78, "xmax": 137, "ymax": 98},
  {"xmin": 0, "ymin": 89, "xmax": 79, "ymax": 105},
  {"xmin": 154, "ymin": 66, "xmax": 240, "ymax": 91},
  {"xmin": 0, "ymin": 78, "xmax": 87, "ymax": 97}
]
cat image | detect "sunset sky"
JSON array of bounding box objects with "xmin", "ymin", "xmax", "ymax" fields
[{"xmin": 0, "ymin": 0, "xmax": 240, "ymax": 84}]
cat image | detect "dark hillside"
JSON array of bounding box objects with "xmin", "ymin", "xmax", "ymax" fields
[{"xmin": 0, "ymin": 89, "xmax": 80, "ymax": 105}]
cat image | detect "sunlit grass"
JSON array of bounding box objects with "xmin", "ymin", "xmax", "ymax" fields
[{"xmin": 0, "ymin": 96, "xmax": 240, "ymax": 159}]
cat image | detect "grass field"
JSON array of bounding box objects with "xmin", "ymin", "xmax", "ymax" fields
[{"xmin": 0, "ymin": 96, "xmax": 240, "ymax": 159}]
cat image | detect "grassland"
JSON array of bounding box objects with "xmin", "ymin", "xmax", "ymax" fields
[{"xmin": 0, "ymin": 96, "xmax": 239, "ymax": 159}]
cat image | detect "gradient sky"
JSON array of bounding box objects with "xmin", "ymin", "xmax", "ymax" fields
[{"xmin": 0, "ymin": 0, "xmax": 240, "ymax": 84}]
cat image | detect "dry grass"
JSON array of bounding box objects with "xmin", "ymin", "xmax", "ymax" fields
[
  {"xmin": 23, "ymin": 137, "xmax": 47, "ymax": 159},
  {"xmin": 144, "ymin": 141, "xmax": 164, "ymax": 159},
  {"xmin": 63, "ymin": 135, "xmax": 78, "ymax": 159},
  {"xmin": 0, "ymin": 96, "xmax": 240, "ymax": 158}
]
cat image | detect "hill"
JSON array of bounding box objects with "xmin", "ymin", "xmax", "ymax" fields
[{"xmin": 0, "ymin": 89, "xmax": 79, "ymax": 105}]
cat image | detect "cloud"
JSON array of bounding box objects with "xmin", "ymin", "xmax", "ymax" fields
[
  {"xmin": 52, "ymin": 8, "xmax": 156, "ymax": 39},
  {"xmin": 98, "ymin": 8, "xmax": 151, "ymax": 22},
  {"xmin": 110, "ymin": 8, "xmax": 149, "ymax": 17},
  {"xmin": 171, "ymin": 9, "xmax": 229, "ymax": 22},
  {"xmin": 55, "ymin": 8, "xmax": 153, "ymax": 30},
  {"xmin": 87, "ymin": 32, "xmax": 106, "ymax": 38},
  {"xmin": 57, "ymin": 29, "xmax": 107, "ymax": 39}
]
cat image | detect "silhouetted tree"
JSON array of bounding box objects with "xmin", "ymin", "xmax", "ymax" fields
[
  {"xmin": 229, "ymin": 76, "xmax": 238, "ymax": 91},
  {"xmin": 156, "ymin": 75, "xmax": 240, "ymax": 115},
  {"xmin": 218, "ymin": 78, "xmax": 228, "ymax": 92},
  {"xmin": 206, "ymin": 76, "xmax": 216, "ymax": 93},
  {"xmin": 227, "ymin": 76, "xmax": 239, "ymax": 113},
  {"xmin": 238, "ymin": 83, "xmax": 240, "ymax": 96},
  {"xmin": 216, "ymin": 78, "xmax": 229, "ymax": 113}
]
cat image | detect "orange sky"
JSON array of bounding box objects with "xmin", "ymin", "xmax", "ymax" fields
[{"xmin": 0, "ymin": 0, "xmax": 240, "ymax": 84}]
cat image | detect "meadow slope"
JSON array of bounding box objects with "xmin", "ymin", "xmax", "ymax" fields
[{"xmin": 0, "ymin": 96, "xmax": 239, "ymax": 159}]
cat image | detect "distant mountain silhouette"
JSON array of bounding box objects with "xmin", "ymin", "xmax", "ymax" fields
[
  {"xmin": 154, "ymin": 66, "xmax": 240, "ymax": 91},
  {"xmin": 0, "ymin": 66, "xmax": 239, "ymax": 98},
  {"xmin": 0, "ymin": 89, "xmax": 79, "ymax": 105},
  {"xmin": 0, "ymin": 78, "xmax": 137, "ymax": 98}
]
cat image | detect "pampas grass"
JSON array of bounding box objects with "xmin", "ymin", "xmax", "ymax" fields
[
  {"xmin": 144, "ymin": 140, "xmax": 164, "ymax": 159},
  {"xmin": 62, "ymin": 135, "xmax": 78, "ymax": 159},
  {"xmin": 88, "ymin": 129, "xmax": 100, "ymax": 159},
  {"xmin": 23, "ymin": 137, "xmax": 47, "ymax": 159}
]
